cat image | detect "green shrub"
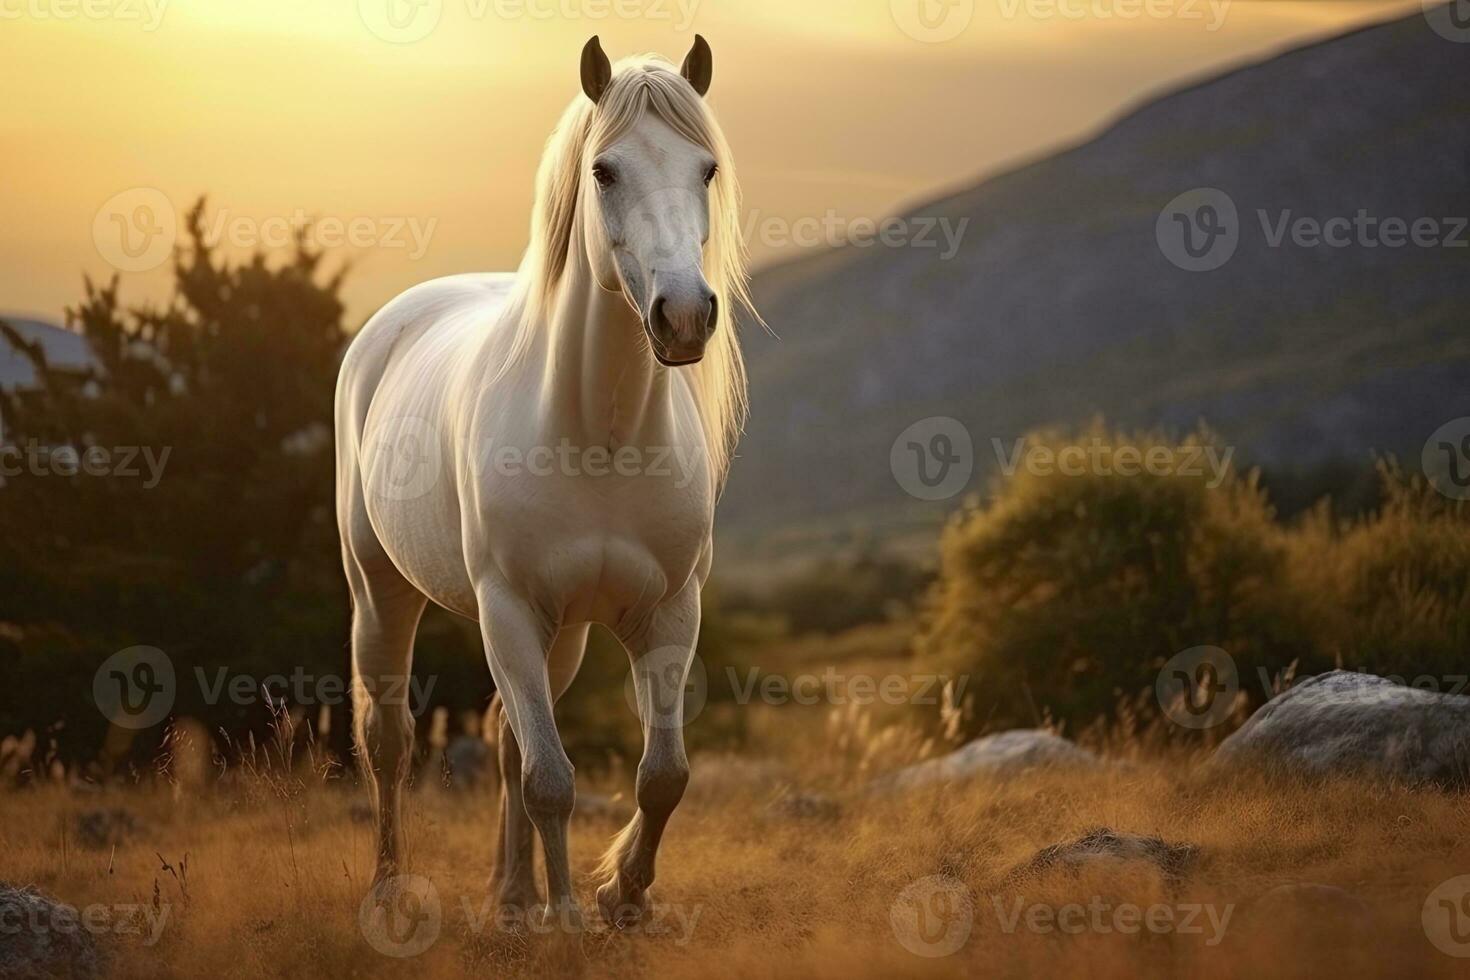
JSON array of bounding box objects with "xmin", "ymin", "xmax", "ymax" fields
[
  {"xmin": 1290, "ymin": 463, "xmax": 1470, "ymax": 680},
  {"xmin": 919, "ymin": 425, "xmax": 1325, "ymax": 732}
]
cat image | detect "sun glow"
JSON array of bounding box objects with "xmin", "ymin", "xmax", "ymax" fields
[{"xmin": 1, "ymin": 0, "xmax": 1420, "ymax": 324}]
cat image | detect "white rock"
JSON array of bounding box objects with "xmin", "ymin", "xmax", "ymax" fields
[
  {"xmin": 1213, "ymin": 670, "xmax": 1470, "ymax": 785},
  {"xmin": 871, "ymin": 729, "xmax": 1098, "ymax": 793}
]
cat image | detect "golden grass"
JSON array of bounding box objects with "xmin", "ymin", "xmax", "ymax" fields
[{"xmin": 3, "ymin": 738, "xmax": 1468, "ymax": 980}]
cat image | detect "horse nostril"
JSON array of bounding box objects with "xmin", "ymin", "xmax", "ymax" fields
[
  {"xmin": 650, "ymin": 295, "xmax": 670, "ymax": 336},
  {"xmin": 703, "ymin": 294, "xmax": 719, "ymax": 339}
]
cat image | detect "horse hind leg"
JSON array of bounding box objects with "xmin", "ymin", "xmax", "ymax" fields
[
  {"xmin": 490, "ymin": 691, "xmax": 540, "ymax": 912},
  {"xmin": 348, "ymin": 554, "xmax": 428, "ymax": 887}
]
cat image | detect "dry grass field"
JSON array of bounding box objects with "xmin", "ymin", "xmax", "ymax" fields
[{"xmin": 5, "ymin": 706, "xmax": 1469, "ymax": 980}]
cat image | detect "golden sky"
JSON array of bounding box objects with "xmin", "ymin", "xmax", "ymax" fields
[{"xmin": 1, "ymin": 0, "xmax": 1420, "ymax": 324}]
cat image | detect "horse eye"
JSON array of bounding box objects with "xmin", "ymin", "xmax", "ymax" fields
[
  {"xmin": 703, "ymin": 164, "xmax": 718, "ymax": 186},
  {"xmin": 592, "ymin": 163, "xmax": 617, "ymax": 188}
]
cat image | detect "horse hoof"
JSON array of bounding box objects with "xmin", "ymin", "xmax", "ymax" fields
[
  {"xmin": 535, "ymin": 900, "xmax": 585, "ymax": 934},
  {"xmin": 596, "ymin": 877, "xmax": 650, "ymax": 930}
]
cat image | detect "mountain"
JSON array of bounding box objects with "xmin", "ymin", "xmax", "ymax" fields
[
  {"xmin": 0, "ymin": 317, "xmax": 100, "ymax": 392},
  {"xmin": 718, "ymin": 9, "xmax": 1470, "ymax": 567}
]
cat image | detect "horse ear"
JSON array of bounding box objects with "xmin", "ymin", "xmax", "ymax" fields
[
  {"xmin": 581, "ymin": 36, "xmax": 612, "ymax": 104},
  {"xmin": 680, "ymin": 34, "xmax": 712, "ymax": 97}
]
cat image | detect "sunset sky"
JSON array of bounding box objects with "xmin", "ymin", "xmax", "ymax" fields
[{"xmin": 2, "ymin": 0, "xmax": 1422, "ymax": 324}]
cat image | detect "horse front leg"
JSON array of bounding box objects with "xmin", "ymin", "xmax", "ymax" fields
[
  {"xmin": 596, "ymin": 586, "xmax": 699, "ymax": 929},
  {"xmin": 477, "ymin": 585, "xmax": 583, "ymax": 933}
]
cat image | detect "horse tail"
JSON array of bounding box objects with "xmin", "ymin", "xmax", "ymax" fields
[{"xmin": 594, "ymin": 810, "xmax": 644, "ymax": 882}]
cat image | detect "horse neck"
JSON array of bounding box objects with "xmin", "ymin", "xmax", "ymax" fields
[{"xmin": 536, "ymin": 228, "xmax": 674, "ymax": 450}]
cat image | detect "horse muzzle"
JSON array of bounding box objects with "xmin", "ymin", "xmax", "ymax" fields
[{"xmin": 645, "ymin": 287, "xmax": 717, "ymax": 367}]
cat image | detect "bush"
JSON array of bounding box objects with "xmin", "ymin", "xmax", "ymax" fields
[
  {"xmin": 918, "ymin": 425, "xmax": 1325, "ymax": 733},
  {"xmin": 1290, "ymin": 462, "xmax": 1470, "ymax": 679}
]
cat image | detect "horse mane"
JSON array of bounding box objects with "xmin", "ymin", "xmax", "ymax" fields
[{"xmin": 506, "ymin": 53, "xmax": 755, "ymax": 483}]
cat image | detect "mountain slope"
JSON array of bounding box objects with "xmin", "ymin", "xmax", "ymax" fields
[{"xmin": 720, "ymin": 10, "xmax": 1470, "ymax": 560}]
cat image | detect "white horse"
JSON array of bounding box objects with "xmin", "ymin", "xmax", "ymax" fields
[{"xmin": 334, "ymin": 35, "xmax": 752, "ymax": 931}]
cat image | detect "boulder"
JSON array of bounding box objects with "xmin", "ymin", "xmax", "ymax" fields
[
  {"xmin": 1213, "ymin": 671, "xmax": 1470, "ymax": 785},
  {"xmin": 74, "ymin": 808, "xmax": 141, "ymax": 850},
  {"xmin": 870, "ymin": 729, "xmax": 1099, "ymax": 793},
  {"xmin": 0, "ymin": 883, "xmax": 106, "ymax": 979},
  {"xmin": 1007, "ymin": 828, "xmax": 1195, "ymax": 882}
]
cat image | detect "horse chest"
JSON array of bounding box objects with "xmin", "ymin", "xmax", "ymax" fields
[{"xmin": 476, "ymin": 469, "xmax": 712, "ymax": 624}]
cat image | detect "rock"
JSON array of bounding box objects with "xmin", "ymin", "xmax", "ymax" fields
[
  {"xmin": 765, "ymin": 791, "xmax": 842, "ymax": 822},
  {"xmin": 0, "ymin": 883, "xmax": 106, "ymax": 979},
  {"xmin": 74, "ymin": 807, "xmax": 140, "ymax": 850},
  {"xmin": 1007, "ymin": 828, "xmax": 1195, "ymax": 882},
  {"xmin": 441, "ymin": 735, "xmax": 493, "ymax": 790},
  {"xmin": 870, "ymin": 729, "xmax": 1099, "ymax": 793},
  {"xmin": 1213, "ymin": 671, "xmax": 1470, "ymax": 785}
]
